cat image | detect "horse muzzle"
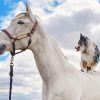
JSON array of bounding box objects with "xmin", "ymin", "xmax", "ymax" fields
[{"xmin": 0, "ymin": 44, "xmax": 6, "ymax": 55}]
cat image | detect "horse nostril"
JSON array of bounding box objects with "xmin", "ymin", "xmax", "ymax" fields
[{"xmin": 0, "ymin": 44, "xmax": 6, "ymax": 51}]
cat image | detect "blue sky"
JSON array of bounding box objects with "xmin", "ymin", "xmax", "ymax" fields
[
  {"xmin": 44, "ymin": 0, "xmax": 64, "ymax": 14},
  {"xmin": 0, "ymin": 0, "xmax": 63, "ymax": 16},
  {"xmin": 0, "ymin": 0, "xmax": 20, "ymax": 16}
]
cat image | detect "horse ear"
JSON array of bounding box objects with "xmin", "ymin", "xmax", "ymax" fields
[
  {"xmin": 26, "ymin": 3, "xmax": 32, "ymax": 16},
  {"xmin": 26, "ymin": 3, "xmax": 35, "ymax": 22}
]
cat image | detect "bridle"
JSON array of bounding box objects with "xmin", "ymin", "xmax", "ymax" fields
[
  {"xmin": 1, "ymin": 17, "xmax": 37, "ymax": 56},
  {"xmin": 1, "ymin": 15, "xmax": 37, "ymax": 100}
]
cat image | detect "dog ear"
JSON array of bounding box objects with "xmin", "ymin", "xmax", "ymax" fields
[{"xmin": 80, "ymin": 33, "xmax": 83, "ymax": 38}]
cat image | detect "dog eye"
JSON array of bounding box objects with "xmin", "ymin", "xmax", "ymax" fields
[{"xmin": 17, "ymin": 20, "xmax": 24, "ymax": 25}]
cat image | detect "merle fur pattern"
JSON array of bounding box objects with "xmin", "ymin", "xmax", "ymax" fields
[{"xmin": 77, "ymin": 33, "xmax": 99, "ymax": 72}]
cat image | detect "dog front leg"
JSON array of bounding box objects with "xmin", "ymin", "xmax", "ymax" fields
[{"xmin": 80, "ymin": 60, "xmax": 87, "ymax": 72}]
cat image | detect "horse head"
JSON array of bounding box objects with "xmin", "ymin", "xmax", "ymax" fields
[{"xmin": 0, "ymin": 4, "xmax": 38, "ymax": 55}]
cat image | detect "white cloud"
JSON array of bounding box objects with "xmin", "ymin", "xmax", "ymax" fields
[
  {"xmin": 42, "ymin": 0, "xmax": 100, "ymax": 49},
  {"xmin": 1, "ymin": 0, "xmax": 100, "ymax": 99},
  {"xmin": 0, "ymin": 50, "xmax": 42, "ymax": 100}
]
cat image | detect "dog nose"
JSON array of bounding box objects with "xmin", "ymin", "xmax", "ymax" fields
[{"xmin": 0, "ymin": 44, "xmax": 6, "ymax": 51}]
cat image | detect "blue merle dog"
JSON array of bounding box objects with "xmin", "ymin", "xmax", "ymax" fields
[{"xmin": 75, "ymin": 33, "xmax": 99, "ymax": 72}]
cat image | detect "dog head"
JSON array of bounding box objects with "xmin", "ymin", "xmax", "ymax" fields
[{"xmin": 75, "ymin": 33, "xmax": 89, "ymax": 52}]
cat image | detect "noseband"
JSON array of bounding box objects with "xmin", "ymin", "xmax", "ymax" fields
[{"xmin": 1, "ymin": 18, "xmax": 37, "ymax": 56}]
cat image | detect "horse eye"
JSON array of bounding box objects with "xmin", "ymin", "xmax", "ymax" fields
[{"xmin": 17, "ymin": 20, "xmax": 24, "ymax": 25}]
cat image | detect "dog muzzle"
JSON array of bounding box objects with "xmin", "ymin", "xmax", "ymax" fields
[{"xmin": 75, "ymin": 46, "xmax": 80, "ymax": 51}]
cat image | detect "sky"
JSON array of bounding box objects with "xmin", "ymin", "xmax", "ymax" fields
[
  {"xmin": 0, "ymin": 0, "xmax": 100, "ymax": 100},
  {"xmin": 0, "ymin": 0, "xmax": 19, "ymax": 16}
]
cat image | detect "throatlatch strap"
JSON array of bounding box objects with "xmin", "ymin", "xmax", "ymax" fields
[{"xmin": 10, "ymin": 42, "xmax": 16, "ymax": 56}]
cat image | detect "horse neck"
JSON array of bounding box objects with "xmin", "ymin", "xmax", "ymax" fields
[{"xmin": 30, "ymin": 24, "xmax": 73, "ymax": 85}]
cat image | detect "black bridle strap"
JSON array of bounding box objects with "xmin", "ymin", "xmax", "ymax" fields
[
  {"xmin": 12, "ymin": 34, "xmax": 32, "ymax": 56},
  {"xmin": 9, "ymin": 60, "xmax": 14, "ymax": 100},
  {"xmin": 10, "ymin": 41, "xmax": 15, "ymax": 56}
]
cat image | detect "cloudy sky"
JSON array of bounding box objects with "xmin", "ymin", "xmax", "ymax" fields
[{"xmin": 0, "ymin": 0, "xmax": 100, "ymax": 100}]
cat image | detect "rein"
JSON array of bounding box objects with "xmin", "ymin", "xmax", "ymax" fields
[{"xmin": 1, "ymin": 18, "xmax": 37, "ymax": 100}]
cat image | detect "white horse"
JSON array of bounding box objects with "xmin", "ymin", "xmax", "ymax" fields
[{"xmin": 0, "ymin": 5, "xmax": 100, "ymax": 100}]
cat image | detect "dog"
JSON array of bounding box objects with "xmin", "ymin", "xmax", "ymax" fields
[{"xmin": 75, "ymin": 33, "xmax": 99, "ymax": 72}]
